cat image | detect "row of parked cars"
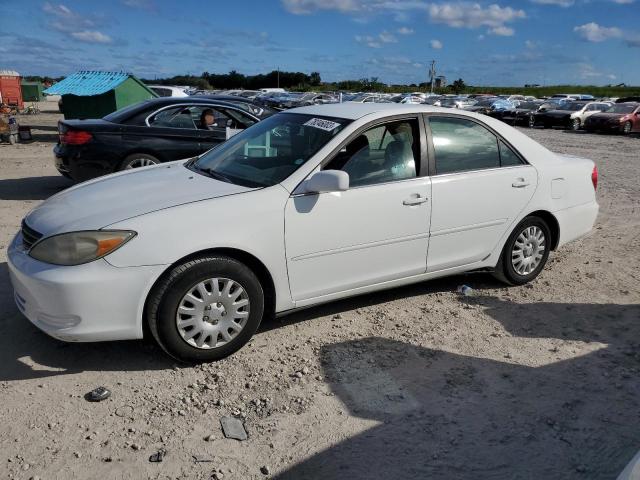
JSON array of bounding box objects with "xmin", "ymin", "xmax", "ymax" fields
[{"xmin": 54, "ymin": 87, "xmax": 639, "ymax": 183}]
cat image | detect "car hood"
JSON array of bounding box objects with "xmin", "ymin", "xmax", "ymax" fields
[{"xmin": 25, "ymin": 161, "xmax": 255, "ymax": 237}]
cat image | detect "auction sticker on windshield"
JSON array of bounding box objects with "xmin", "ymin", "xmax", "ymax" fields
[{"xmin": 304, "ymin": 118, "xmax": 341, "ymax": 132}]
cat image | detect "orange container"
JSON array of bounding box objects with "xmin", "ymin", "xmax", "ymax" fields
[{"xmin": 0, "ymin": 72, "xmax": 24, "ymax": 110}]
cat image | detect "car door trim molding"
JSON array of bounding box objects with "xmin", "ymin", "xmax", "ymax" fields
[
  {"xmin": 290, "ymin": 231, "xmax": 430, "ymax": 262},
  {"xmin": 430, "ymin": 218, "xmax": 507, "ymax": 237}
]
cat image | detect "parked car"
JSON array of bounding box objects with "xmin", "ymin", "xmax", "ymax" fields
[
  {"xmin": 439, "ymin": 97, "xmax": 476, "ymax": 109},
  {"xmin": 9, "ymin": 103, "xmax": 599, "ymax": 362},
  {"xmin": 463, "ymin": 98, "xmax": 514, "ymax": 113},
  {"xmin": 188, "ymin": 95, "xmax": 276, "ymax": 119},
  {"xmin": 148, "ymin": 85, "xmax": 189, "ymax": 97},
  {"xmin": 347, "ymin": 93, "xmax": 391, "ymax": 103},
  {"xmin": 279, "ymin": 93, "xmax": 338, "ymax": 109},
  {"xmin": 534, "ymin": 101, "xmax": 612, "ymax": 130},
  {"xmin": 583, "ymin": 103, "xmax": 640, "ymax": 134},
  {"xmin": 54, "ymin": 97, "xmax": 263, "ymax": 181},
  {"xmin": 487, "ymin": 101, "xmax": 544, "ymax": 127}
]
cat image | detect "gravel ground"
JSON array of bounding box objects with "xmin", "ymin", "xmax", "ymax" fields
[{"xmin": 0, "ymin": 103, "xmax": 638, "ymax": 480}]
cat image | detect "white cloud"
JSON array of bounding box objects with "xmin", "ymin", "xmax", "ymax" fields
[
  {"xmin": 355, "ymin": 30, "xmax": 398, "ymax": 48},
  {"xmin": 355, "ymin": 35, "xmax": 381, "ymax": 48},
  {"xmin": 428, "ymin": 2, "xmax": 526, "ymax": 36},
  {"xmin": 573, "ymin": 22, "xmax": 622, "ymax": 42},
  {"xmin": 530, "ymin": 0, "xmax": 574, "ymax": 6},
  {"xmin": 397, "ymin": 27, "xmax": 414, "ymax": 35},
  {"xmin": 71, "ymin": 30, "xmax": 112, "ymax": 44},
  {"xmin": 611, "ymin": 0, "xmax": 634, "ymax": 3},
  {"xmin": 378, "ymin": 31, "xmax": 398, "ymax": 43},
  {"xmin": 281, "ymin": 0, "xmax": 363, "ymax": 14},
  {"xmin": 430, "ymin": 39, "xmax": 443, "ymax": 49},
  {"xmin": 490, "ymin": 25, "xmax": 514, "ymax": 36}
]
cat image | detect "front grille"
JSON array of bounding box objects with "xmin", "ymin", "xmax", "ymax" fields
[{"xmin": 21, "ymin": 219, "xmax": 42, "ymax": 250}]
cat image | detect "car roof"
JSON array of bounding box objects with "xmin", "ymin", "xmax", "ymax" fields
[{"xmin": 290, "ymin": 102, "xmax": 464, "ymax": 120}]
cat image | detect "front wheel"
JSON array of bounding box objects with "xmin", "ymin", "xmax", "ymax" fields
[
  {"xmin": 622, "ymin": 121, "xmax": 632, "ymax": 135},
  {"xmin": 527, "ymin": 115, "xmax": 535, "ymax": 128},
  {"xmin": 493, "ymin": 216, "xmax": 551, "ymax": 286},
  {"xmin": 147, "ymin": 256, "xmax": 264, "ymax": 362}
]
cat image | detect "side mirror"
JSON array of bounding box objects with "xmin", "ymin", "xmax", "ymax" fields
[{"xmin": 304, "ymin": 170, "xmax": 349, "ymax": 193}]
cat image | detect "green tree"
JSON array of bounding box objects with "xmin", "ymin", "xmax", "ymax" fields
[
  {"xmin": 310, "ymin": 72, "xmax": 321, "ymax": 86},
  {"xmin": 451, "ymin": 78, "xmax": 466, "ymax": 94}
]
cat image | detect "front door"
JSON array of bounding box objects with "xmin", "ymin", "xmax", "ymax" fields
[
  {"xmin": 285, "ymin": 117, "xmax": 432, "ymax": 302},
  {"xmin": 425, "ymin": 115, "xmax": 538, "ymax": 272}
]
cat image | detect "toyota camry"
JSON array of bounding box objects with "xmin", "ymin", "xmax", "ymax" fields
[{"xmin": 8, "ymin": 103, "xmax": 599, "ymax": 362}]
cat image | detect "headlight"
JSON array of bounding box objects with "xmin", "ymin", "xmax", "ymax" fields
[{"xmin": 29, "ymin": 230, "xmax": 136, "ymax": 266}]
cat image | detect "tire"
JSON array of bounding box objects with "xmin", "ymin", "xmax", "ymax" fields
[
  {"xmin": 493, "ymin": 216, "xmax": 551, "ymax": 286},
  {"xmin": 622, "ymin": 121, "xmax": 632, "ymax": 135},
  {"xmin": 527, "ymin": 115, "xmax": 535, "ymax": 128},
  {"xmin": 570, "ymin": 118, "xmax": 580, "ymax": 131},
  {"xmin": 120, "ymin": 153, "xmax": 159, "ymax": 170},
  {"xmin": 147, "ymin": 256, "xmax": 264, "ymax": 362}
]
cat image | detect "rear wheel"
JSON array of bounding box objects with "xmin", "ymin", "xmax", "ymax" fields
[
  {"xmin": 622, "ymin": 121, "xmax": 632, "ymax": 135},
  {"xmin": 120, "ymin": 153, "xmax": 159, "ymax": 170},
  {"xmin": 147, "ymin": 256, "xmax": 264, "ymax": 362},
  {"xmin": 527, "ymin": 115, "xmax": 535, "ymax": 128},
  {"xmin": 494, "ymin": 216, "xmax": 551, "ymax": 286},
  {"xmin": 570, "ymin": 118, "xmax": 581, "ymax": 131}
]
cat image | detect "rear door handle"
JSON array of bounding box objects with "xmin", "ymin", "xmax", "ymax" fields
[
  {"xmin": 512, "ymin": 178, "xmax": 530, "ymax": 188},
  {"xmin": 403, "ymin": 195, "xmax": 429, "ymax": 206}
]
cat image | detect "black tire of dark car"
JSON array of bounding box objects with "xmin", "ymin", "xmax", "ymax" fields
[
  {"xmin": 622, "ymin": 121, "xmax": 632, "ymax": 135},
  {"xmin": 493, "ymin": 216, "xmax": 551, "ymax": 286},
  {"xmin": 570, "ymin": 118, "xmax": 581, "ymax": 131},
  {"xmin": 120, "ymin": 153, "xmax": 160, "ymax": 170},
  {"xmin": 528, "ymin": 115, "xmax": 535, "ymax": 128},
  {"xmin": 147, "ymin": 256, "xmax": 265, "ymax": 363}
]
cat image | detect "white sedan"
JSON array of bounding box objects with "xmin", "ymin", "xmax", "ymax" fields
[{"xmin": 8, "ymin": 104, "xmax": 599, "ymax": 362}]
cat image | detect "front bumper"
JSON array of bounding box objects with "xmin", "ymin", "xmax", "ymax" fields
[{"xmin": 7, "ymin": 232, "xmax": 167, "ymax": 342}]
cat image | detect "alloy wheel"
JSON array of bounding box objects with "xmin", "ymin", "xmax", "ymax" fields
[
  {"xmin": 125, "ymin": 157, "xmax": 158, "ymax": 169},
  {"xmin": 175, "ymin": 278, "xmax": 250, "ymax": 349}
]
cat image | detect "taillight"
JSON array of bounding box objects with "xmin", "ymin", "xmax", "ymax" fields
[
  {"xmin": 591, "ymin": 165, "xmax": 598, "ymax": 190},
  {"xmin": 61, "ymin": 130, "xmax": 92, "ymax": 145}
]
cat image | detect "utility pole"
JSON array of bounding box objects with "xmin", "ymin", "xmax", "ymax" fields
[{"xmin": 429, "ymin": 60, "xmax": 436, "ymax": 94}]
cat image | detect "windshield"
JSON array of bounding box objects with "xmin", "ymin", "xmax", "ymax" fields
[
  {"xmin": 475, "ymin": 99, "xmax": 497, "ymax": 107},
  {"xmin": 606, "ymin": 104, "xmax": 637, "ymax": 114},
  {"xmin": 518, "ymin": 102, "xmax": 538, "ymax": 110},
  {"xmin": 189, "ymin": 113, "xmax": 351, "ymax": 188}
]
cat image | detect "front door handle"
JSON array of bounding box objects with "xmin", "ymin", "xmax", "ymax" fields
[
  {"xmin": 512, "ymin": 178, "xmax": 530, "ymax": 188},
  {"xmin": 403, "ymin": 195, "xmax": 429, "ymax": 206}
]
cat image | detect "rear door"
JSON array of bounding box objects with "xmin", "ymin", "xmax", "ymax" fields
[{"xmin": 425, "ymin": 115, "xmax": 538, "ymax": 272}]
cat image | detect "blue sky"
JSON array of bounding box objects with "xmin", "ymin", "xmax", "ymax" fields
[{"xmin": 0, "ymin": 0, "xmax": 638, "ymax": 86}]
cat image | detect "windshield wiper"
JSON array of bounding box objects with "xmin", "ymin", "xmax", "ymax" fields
[{"xmin": 201, "ymin": 168, "xmax": 233, "ymax": 183}]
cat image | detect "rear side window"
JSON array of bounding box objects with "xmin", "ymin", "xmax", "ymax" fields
[
  {"xmin": 498, "ymin": 140, "xmax": 523, "ymax": 167},
  {"xmin": 149, "ymin": 106, "xmax": 197, "ymax": 129},
  {"xmin": 429, "ymin": 117, "xmax": 500, "ymax": 174}
]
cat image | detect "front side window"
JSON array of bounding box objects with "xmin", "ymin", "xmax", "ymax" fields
[
  {"xmin": 324, "ymin": 119, "xmax": 418, "ymax": 188},
  {"xmin": 429, "ymin": 117, "xmax": 500, "ymax": 174},
  {"xmin": 190, "ymin": 113, "xmax": 350, "ymax": 188}
]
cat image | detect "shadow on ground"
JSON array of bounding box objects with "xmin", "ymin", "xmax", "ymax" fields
[
  {"xmin": 0, "ymin": 176, "xmax": 73, "ymax": 201},
  {"xmin": 0, "ymin": 262, "xmax": 171, "ymax": 381},
  {"xmin": 277, "ymin": 298, "xmax": 640, "ymax": 480}
]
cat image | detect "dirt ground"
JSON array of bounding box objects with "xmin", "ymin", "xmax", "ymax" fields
[{"xmin": 0, "ymin": 102, "xmax": 638, "ymax": 480}]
